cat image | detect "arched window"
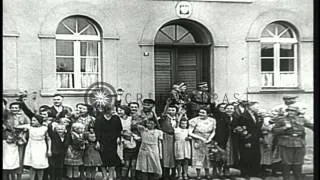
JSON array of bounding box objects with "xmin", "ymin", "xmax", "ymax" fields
[
  {"xmin": 56, "ymin": 16, "xmax": 101, "ymax": 89},
  {"xmin": 260, "ymin": 22, "xmax": 298, "ymax": 87},
  {"xmin": 155, "ymin": 24, "xmax": 197, "ymax": 44}
]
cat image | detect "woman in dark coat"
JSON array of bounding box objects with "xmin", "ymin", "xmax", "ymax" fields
[
  {"xmin": 222, "ymin": 104, "xmax": 241, "ymax": 176},
  {"xmin": 234, "ymin": 102, "xmax": 263, "ymax": 179},
  {"xmin": 95, "ymin": 105, "xmax": 123, "ymax": 180}
]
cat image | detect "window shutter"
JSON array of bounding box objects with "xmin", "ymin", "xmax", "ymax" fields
[
  {"xmin": 176, "ymin": 50, "xmax": 199, "ymax": 91},
  {"xmin": 155, "ymin": 49, "xmax": 173, "ymax": 114}
]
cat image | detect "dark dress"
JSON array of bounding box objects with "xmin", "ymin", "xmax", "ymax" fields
[
  {"xmin": 83, "ymin": 142, "xmax": 103, "ymax": 167},
  {"xmin": 95, "ymin": 114, "xmax": 123, "ymax": 167},
  {"xmin": 235, "ymin": 110, "xmax": 263, "ymax": 177}
]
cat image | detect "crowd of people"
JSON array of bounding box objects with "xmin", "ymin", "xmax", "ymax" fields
[{"xmin": 2, "ymin": 82, "xmax": 313, "ymax": 180}]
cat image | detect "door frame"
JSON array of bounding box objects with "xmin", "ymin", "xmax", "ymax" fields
[{"xmin": 154, "ymin": 44, "xmax": 211, "ymax": 114}]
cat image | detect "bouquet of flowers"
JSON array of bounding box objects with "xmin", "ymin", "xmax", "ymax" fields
[{"xmin": 233, "ymin": 126, "xmax": 252, "ymax": 148}]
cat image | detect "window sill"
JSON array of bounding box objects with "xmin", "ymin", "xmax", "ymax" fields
[{"xmin": 247, "ymin": 87, "xmax": 313, "ymax": 94}]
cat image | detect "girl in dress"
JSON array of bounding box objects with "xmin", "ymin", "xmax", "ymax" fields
[
  {"xmin": 83, "ymin": 129, "xmax": 103, "ymax": 180},
  {"xmin": 174, "ymin": 118, "xmax": 191, "ymax": 180},
  {"xmin": 15, "ymin": 114, "xmax": 52, "ymax": 180},
  {"xmin": 159, "ymin": 105, "xmax": 178, "ymax": 180},
  {"xmin": 3, "ymin": 132, "xmax": 20, "ymax": 180},
  {"xmin": 136, "ymin": 120, "xmax": 163, "ymax": 180},
  {"xmin": 64, "ymin": 122, "xmax": 86, "ymax": 179},
  {"xmin": 259, "ymin": 113, "xmax": 277, "ymax": 175}
]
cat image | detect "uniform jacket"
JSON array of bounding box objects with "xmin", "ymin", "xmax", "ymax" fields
[{"xmin": 272, "ymin": 116, "xmax": 313, "ymax": 148}]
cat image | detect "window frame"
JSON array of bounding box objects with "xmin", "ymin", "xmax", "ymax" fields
[
  {"xmin": 55, "ymin": 17, "xmax": 102, "ymax": 90},
  {"xmin": 260, "ymin": 23, "xmax": 298, "ymax": 88}
]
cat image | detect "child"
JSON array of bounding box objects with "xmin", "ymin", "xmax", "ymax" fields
[
  {"xmin": 64, "ymin": 122, "xmax": 86, "ymax": 179},
  {"xmin": 49, "ymin": 124, "xmax": 70, "ymax": 180},
  {"xmin": 15, "ymin": 115, "xmax": 52, "ymax": 180},
  {"xmin": 121, "ymin": 130, "xmax": 140, "ymax": 180},
  {"xmin": 83, "ymin": 130, "xmax": 103, "ymax": 180},
  {"xmin": 259, "ymin": 114, "xmax": 276, "ymax": 176},
  {"xmin": 117, "ymin": 105, "xmax": 133, "ymax": 166},
  {"xmin": 174, "ymin": 118, "xmax": 191, "ymax": 180},
  {"xmin": 136, "ymin": 120, "xmax": 163, "ymax": 180},
  {"xmin": 3, "ymin": 132, "xmax": 20, "ymax": 180},
  {"xmin": 159, "ymin": 105, "xmax": 178, "ymax": 180},
  {"xmin": 208, "ymin": 141, "xmax": 227, "ymax": 177}
]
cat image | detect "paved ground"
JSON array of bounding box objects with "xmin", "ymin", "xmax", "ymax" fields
[{"xmin": 21, "ymin": 164, "xmax": 313, "ymax": 180}]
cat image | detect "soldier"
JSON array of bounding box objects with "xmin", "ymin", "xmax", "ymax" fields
[
  {"xmin": 271, "ymin": 96, "xmax": 300, "ymax": 117},
  {"xmin": 187, "ymin": 82, "xmax": 211, "ymax": 119},
  {"xmin": 272, "ymin": 105, "xmax": 313, "ymax": 180}
]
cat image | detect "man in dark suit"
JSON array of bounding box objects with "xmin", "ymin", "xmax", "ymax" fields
[{"xmin": 50, "ymin": 94, "xmax": 68, "ymax": 119}]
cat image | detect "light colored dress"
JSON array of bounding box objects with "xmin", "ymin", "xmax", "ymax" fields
[
  {"xmin": 174, "ymin": 127, "xmax": 191, "ymax": 160},
  {"xmin": 121, "ymin": 116, "xmax": 132, "ymax": 131},
  {"xmin": 189, "ymin": 117, "xmax": 216, "ymax": 168},
  {"xmin": 119, "ymin": 116, "xmax": 133, "ymax": 160},
  {"xmin": 136, "ymin": 127, "xmax": 163, "ymax": 175},
  {"xmin": 23, "ymin": 125, "xmax": 49, "ymax": 169},
  {"xmin": 3, "ymin": 140, "xmax": 20, "ymax": 170}
]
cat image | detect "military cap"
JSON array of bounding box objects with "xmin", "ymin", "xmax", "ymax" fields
[
  {"xmin": 197, "ymin": 82, "xmax": 208, "ymax": 87},
  {"xmin": 142, "ymin": 99, "xmax": 155, "ymax": 104},
  {"xmin": 282, "ymin": 96, "xmax": 298, "ymax": 100}
]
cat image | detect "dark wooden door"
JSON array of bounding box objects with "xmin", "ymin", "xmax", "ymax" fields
[{"xmin": 154, "ymin": 46, "xmax": 207, "ymax": 115}]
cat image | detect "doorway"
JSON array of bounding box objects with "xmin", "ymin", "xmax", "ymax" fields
[{"xmin": 154, "ymin": 20, "xmax": 212, "ymax": 114}]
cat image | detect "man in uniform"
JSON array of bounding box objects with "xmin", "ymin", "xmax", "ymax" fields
[
  {"xmin": 271, "ymin": 96, "xmax": 299, "ymax": 117},
  {"xmin": 272, "ymin": 105, "xmax": 313, "ymax": 180},
  {"xmin": 187, "ymin": 82, "xmax": 211, "ymax": 119}
]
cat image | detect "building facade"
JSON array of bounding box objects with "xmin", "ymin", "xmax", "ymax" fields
[{"xmin": 3, "ymin": 0, "xmax": 313, "ymax": 123}]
